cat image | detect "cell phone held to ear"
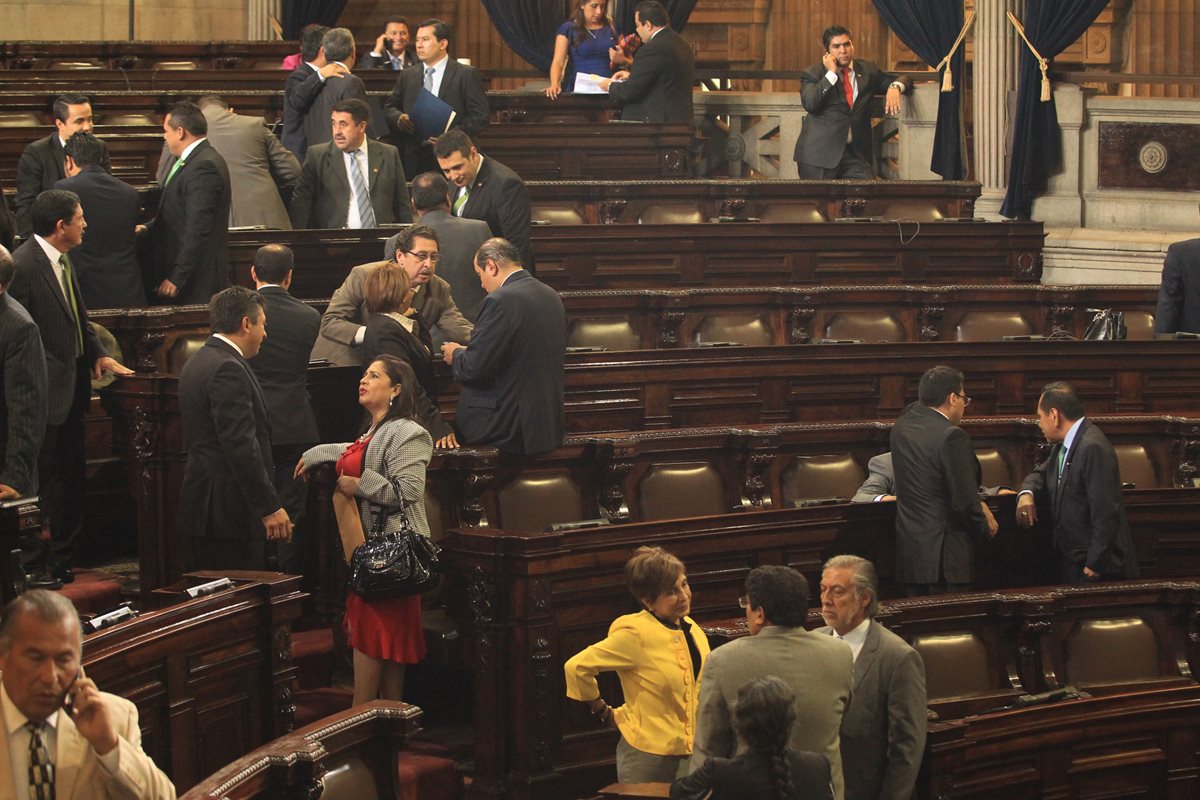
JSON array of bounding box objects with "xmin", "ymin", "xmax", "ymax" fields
[{"xmin": 62, "ymin": 665, "xmax": 84, "ymax": 712}]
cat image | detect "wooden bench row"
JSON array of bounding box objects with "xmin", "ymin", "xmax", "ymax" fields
[{"xmin": 0, "ymin": 41, "xmax": 297, "ymax": 70}]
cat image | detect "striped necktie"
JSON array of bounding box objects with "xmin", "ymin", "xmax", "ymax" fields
[
  {"xmin": 27, "ymin": 721, "xmax": 54, "ymax": 800},
  {"xmin": 453, "ymin": 186, "xmax": 470, "ymax": 216},
  {"xmin": 424, "ymin": 67, "xmax": 435, "ymax": 91},
  {"xmin": 348, "ymin": 149, "xmax": 376, "ymax": 229}
]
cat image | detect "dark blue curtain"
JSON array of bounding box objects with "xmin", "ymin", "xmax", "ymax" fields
[
  {"xmin": 871, "ymin": 0, "xmax": 966, "ymax": 180},
  {"xmin": 1000, "ymin": 0, "xmax": 1109, "ymax": 218},
  {"xmin": 281, "ymin": 0, "xmax": 347, "ymax": 40},
  {"xmin": 615, "ymin": 0, "xmax": 699, "ymax": 36},
  {"xmin": 480, "ymin": 0, "xmax": 567, "ymax": 71}
]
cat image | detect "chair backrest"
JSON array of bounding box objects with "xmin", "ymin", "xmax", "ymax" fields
[
  {"xmin": 638, "ymin": 203, "xmax": 704, "ymax": 225},
  {"xmin": 692, "ymin": 314, "xmax": 772, "ymax": 346},
  {"xmin": 100, "ymin": 113, "xmax": 160, "ymax": 126},
  {"xmin": 319, "ymin": 754, "xmax": 382, "ymax": 800},
  {"xmin": 881, "ymin": 200, "xmax": 945, "ymax": 221},
  {"xmin": 0, "ymin": 112, "xmax": 42, "ymax": 127},
  {"xmin": 955, "ymin": 311, "xmax": 1033, "ymax": 342},
  {"xmin": 497, "ymin": 471, "xmax": 585, "ymax": 531},
  {"xmin": 639, "ymin": 462, "xmax": 726, "ymax": 520},
  {"xmin": 1059, "ymin": 616, "xmax": 1161, "ymax": 685},
  {"xmin": 1113, "ymin": 444, "xmax": 1158, "ymax": 488},
  {"xmin": 154, "ymin": 61, "xmax": 200, "ymax": 70},
  {"xmin": 1123, "ymin": 311, "xmax": 1155, "ymax": 341},
  {"xmin": 167, "ymin": 335, "xmax": 207, "ymax": 373},
  {"xmin": 567, "ymin": 319, "xmax": 641, "ymax": 351},
  {"xmin": 531, "ymin": 204, "xmax": 584, "ymax": 225},
  {"xmin": 779, "ymin": 454, "xmax": 866, "ymax": 503},
  {"xmin": 758, "ymin": 202, "xmax": 826, "ymax": 223},
  {"xmin": 823, "ymin": 311, "xmax": 905, "ymax": 342},
  {"xmin": 974, "ymin": 448, "xmax": 1013, "ymax": 488},
  {"xmin": 911, "ymin": 632, "xmax": 995, "ymax": 699}
]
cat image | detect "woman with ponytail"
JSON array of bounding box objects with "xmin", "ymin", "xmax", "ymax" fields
[{"xmin": 671, "ymin": 676, "xmax": 832, "ymax": 800}]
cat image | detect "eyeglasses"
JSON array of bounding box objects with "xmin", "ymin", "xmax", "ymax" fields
[
  {"xmin": 738, "ymin": 595, "xmax": 750, "ymax": 609},
  {"xmin": 955, "ymin": 392, "xmax": 972, "ymax": 406},
  {"xmin": 406, "ymin": 251, "xmax": 441, "ymax": 264}
]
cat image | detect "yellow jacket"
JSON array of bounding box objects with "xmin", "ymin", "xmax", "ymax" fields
[{"xmin": 564, "ymin": 610, "xmax": 710, "ymax": 756}]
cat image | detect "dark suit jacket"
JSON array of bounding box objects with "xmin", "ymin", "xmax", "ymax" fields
[
  {"xmin": 178, "ymin": 336, "xmax": 280, "ymax": 541},
  {"xmin": 0, "ymin": 293, "xmax": 47, "ymax": 495},
  {"xmin": 148, "ymin": 139, "xmax": 231, "ymax": 304},
  {"xmin": 8, "ymin": 238, "xmax": 103, "ymax": 426},
  {"xmin": 671, "ymin": 749, "xmax": 832, "ymax": 800},
  {"xmin": 289, "ymin": 140, "xmax": 412, "ymax": 229},
  {"xmin": 54, "ymin": 166, "xmax": 144, "ymax": 309},
  {"xmin": 249, "ymin": 286, "xmax": 320, "ymax": 446},
  {"xmin": 890, "ymin": 402, "xmax": 989, "ymax": 585},
  {"xmin": 15, "ymin": 134, "xmax": 111, "ymax": 237},
  {"xmin": 282, "ymin": 64, "xmax": 323, "ymax": 159},
  {"xmin": 360, "ymin": 49, "xmax": 416, "ymax": 70},
  {"xmin": 383, "ymin": 57, "xmax": 490, "ymax": 141},
  {"xmin": 1155, "ymin": 237, "xmax": 1200, "ymax": 334},
  {"xmin": 816, "ymin": 621, "xmax": 927, "ymax": 800},
  {"xmin": 793, "ymin": 59, "xmax": 907, "ymax": 170},
  {"xmin": 456, "ymin": 156, "xmax": 534, "ymax": 272},
  {"xmin": 385, "ymin": 209, "xmax": 490, "ymax": 321},
  {"xmin": 608, "ymin": 27, "xmax": 695, "ymax": 124},
  {"xmin": 450, "ymin": 270, "xmax": 565, "ymax": 454},
  {"xmin": 361, "ymin": 313, "xmax": 452, "ymax": 441},
  {"xmin": 302, "ymin": 68, "xmax": 368, "ymax": 153},
  {"xmin": 1020, "ymin": 419, "xmax": 1138, "ymax": 580}
]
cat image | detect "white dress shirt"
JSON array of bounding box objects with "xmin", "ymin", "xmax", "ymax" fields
[{"xmin": 832, "ymin": 617, "xmax": 871, "ymax": 662}]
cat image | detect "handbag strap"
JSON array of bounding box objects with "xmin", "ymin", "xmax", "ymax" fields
[{"xmin": 366, "ymin": 498, "xmax": 414, "ymax": 539}]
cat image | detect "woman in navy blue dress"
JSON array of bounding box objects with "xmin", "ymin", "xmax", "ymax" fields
[{"xmin": 545, "ymin": 0, "xmax": 628, "ymax": 98}]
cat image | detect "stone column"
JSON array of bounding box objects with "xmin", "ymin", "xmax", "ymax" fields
[{"xmin": 973, "ymin": 0, "xmax": 1024, "ymax": 218}]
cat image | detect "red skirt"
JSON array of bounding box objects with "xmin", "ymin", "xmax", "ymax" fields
[{"xmin": 344, "ymin": 591, "xmax": 427, "ymax": 663}]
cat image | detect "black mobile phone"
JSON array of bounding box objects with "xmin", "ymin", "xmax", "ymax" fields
[{"xmin": 62, "ymin": 666, "xmax": 83, "ymax": 711}]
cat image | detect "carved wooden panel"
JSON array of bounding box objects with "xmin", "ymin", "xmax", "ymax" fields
[{"xmin": 1098, "ymin": 121, "xmax": 1200, "ymax": 191}]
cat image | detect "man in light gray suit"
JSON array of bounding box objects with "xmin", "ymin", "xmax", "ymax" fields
[
  {"xmin": 385, "ymin": 171, "xmax": 489, "ymax": 321},
  {"xmin": 853, "ymin": 452, "xmax": 896, "ymax": 503},
  {"xmin": 312, "ymin": 224, "xmax": 471, "ymax": 365},
  {"xmin": 817, "ymin": 555, "xmax": 927, "ymax": 800},
  {"xmin": 692, "ymin": 565, "xmax": 853, "ymax": 800},
  {"xmin": 186, "ymin": 96, "xmax": 300, "ymax": 229},
  {"xmin": 0, "ymin": 245, "xmax": 47, "ymax": 501}
]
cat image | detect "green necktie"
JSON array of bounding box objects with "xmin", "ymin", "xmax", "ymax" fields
[
  {"xmin": 164, "ymin": 158, "xmax": 185, "ymax": 186},
  {"xmin": 453, "ymin": 186, "xmax": 470, "ymax": 215},
  {"xmin": 59, "ymin": 253, "xmax": 84, "ymax": 354},
  {"xmin": 1056, "ymin": 444, "xmax": 1068, "ymax": 480}
]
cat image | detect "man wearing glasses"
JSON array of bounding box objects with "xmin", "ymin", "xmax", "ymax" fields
[
  {"xmin": 889, "ymin": 365, "xmax": 998, "ymax": 596},
  {"xmin": 311, "ymin": 224, "xmax": 471, "ymax": 366}
]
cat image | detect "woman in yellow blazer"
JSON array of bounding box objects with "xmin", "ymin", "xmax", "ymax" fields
[{"xmin": 565, "ymin": 546, "xmax": 711, "ymax": 783}]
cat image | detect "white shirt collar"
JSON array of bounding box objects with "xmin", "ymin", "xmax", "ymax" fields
[
  {"xmin": 213, "ymin": 333, "xmax": 244, "ymax": 358},
  {"xmin": 178, "ymin": 138, "xmax": 205, "ymax": 163},
  {"xmin": 33, "ymin": 234, "xmax": 65, "ymax": 267},
  {"xmin": 423, "ymin": 54, "xmax": 448, "ymax": 71},
  {"xmin": 833, "ymin": 617, "xmax": 871, "ymax": 661},
  {"xmin": 1062, "ymin": 417, "xmax": 1085, "ymax": 454}
]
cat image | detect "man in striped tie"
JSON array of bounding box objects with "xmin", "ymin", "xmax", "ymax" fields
[
  {"xmin": 288, "ymin": 99, "xmax": 412, "ymax": 230},
  {"xmin": 0, "ymin": 590, "xmax": 175, "ymax": 799}
]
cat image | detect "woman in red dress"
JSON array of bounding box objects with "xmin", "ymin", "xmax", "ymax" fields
[{"xmin": 296, "ymin": 354, "xmax": 434, "ymax": 704}]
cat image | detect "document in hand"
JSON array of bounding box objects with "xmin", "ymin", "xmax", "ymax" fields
[
  {"xmin": 573, "ymin": 73, "xmax": 610, "ymax": 94},
  {"xmin": 411, "ymin": 88, "xmax": 458, "ymax": 140}
]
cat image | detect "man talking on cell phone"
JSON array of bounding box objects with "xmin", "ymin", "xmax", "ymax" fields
[{"xmin": 0, "ymin": 590, "xmax": 176, "ymax": 800}]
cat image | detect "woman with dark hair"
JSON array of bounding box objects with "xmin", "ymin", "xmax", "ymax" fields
[
  {"xmin": 361, "ymin": 263, "xmax": 458, "ymax": 448},
  {"xmin": 671, "ymin": 676, "xmax": 832, "ymax": 800},
  {"xmin": 295, "ymin": 354, "xmax": 433, "ymax": 705},
  {"xmin": 564, "ymin": 546, "xmax": 710, "ymax": 783},
  {"xmin": 544, "ymin": 0, "xmax": 629, "ymax": 98}
]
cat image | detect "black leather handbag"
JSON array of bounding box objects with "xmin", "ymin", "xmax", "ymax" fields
[
  {"xmin": 1083, "ymin": 308, "xmax": 1127, "ymax": 341},
  {"xmin": 348, "ymin": 503, "xmax": 440, "ymax": 599}
]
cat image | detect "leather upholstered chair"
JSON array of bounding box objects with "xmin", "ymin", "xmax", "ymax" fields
[
  {"xmin": 911, "ymin": 632, "xmax": 996, "ymax": 699},
  {"xmin": 974, "ymin": 448, "xmax": 1013, "ymax": 488},
  {"xmin": 1112, "ymin": 444, "xmax": 1158, "ymax": 489},
  {"xmin": 955, "ymin": 311, "xmax": 1033, "ymax": 342},
  {"xmin": 1123, "ymin": 311, "xmax": 1155, "ymax": 341},
  {"xmin": 692, "ymin": 314, "xmax": 772, "ymax": 346},
  {"xmin": 167, "ymin": 335, "xmax": 207, "ymax": 373},
  {"xmin": 497, "ymin": 472, "xmax": 585, "ymax": 531},
  {"xmin": 823, "ymin": 311, "xmax": 905, "ymax": 342},
  {"xmin": 638, "ymin": 203, "xmax": 704, "ymax": 225},
  {"xmin": 638, "ymin": 462, "xmax": 726, "ymax": 520},
  {"xmin": 758, "ymin": 203, "xmax": 826, "ymax": 223},
  {"xmin": 531, "ymin": 204, "xmax": 584, "ymax": 225},
  {"xmin": 567, "ymin": 319, "xmax": 641, "ymax": 351},
  {"xmin": 881, "ymin": 201, "xmax": 944, "ymax": 221},
  {"xmin": 779, "ymin": 454, "xmax": 866, "ymax": 504}
]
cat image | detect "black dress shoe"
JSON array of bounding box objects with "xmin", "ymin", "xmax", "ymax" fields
[
  {"xmin": 25, "ymin": 571, "xmax": 63, "ymax": 590},
  {"xmin": 52, "ymin": 566, "xmax": 76, "ymax": 584}
]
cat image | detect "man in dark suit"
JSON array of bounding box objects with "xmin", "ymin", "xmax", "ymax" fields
[
  {"xmin": 384, "ymin": 18, "xmax": 489, "ymax": 178},
  {"xmin": 249, "ymin": 245, "xmax": 319, "ymax": 574},
  {"xmin": 890, "ymin": 365, "xmax": 997, "ymax": 594},
  {"xmin": 314, "ymin": 225, "xmax": 472, "ymax": 364},
  {"xmin": 0, "ymin": 246, "xmax": 47, "ymax": 502},
  {"xmin": 14, "ymin": 93, "xmax": 112, "ymax": 238},
  {"xmin": 8, "ymin": 190, "xmax": 132, "ymax": 585},
  {"xmin": 361, "ymin": 16, "xmax": 416, "ymax": 71},
  {"xmin": 55, "ymin": 132, "xmax": 144, "ymax": 309},
  {"xmin": 816, "ymin": 555, "xmax": 926, "ymax": 800},
  {"xmin": 793, "ymin": 25, "xmax": 909, "ymax": 179},
  {"xmin": 600, "ymin": 1, "xmax": 694, "ymax": 124},
  {"xmin": 143, "ymin": 101, "xmax": 231, "ymax": 306},
  {"xmin": 441, "ymin": 238, "xmax": 565, "ymax": 455},
  {"xmin": 178, "ymin": 286, "xmax": 292, "ymax": 570},
  {"xmin": 434, "ymin": 130, "xmax": 534, "ymax": 273},
  {"xmin": 386, "ymin": 171, "xmax": 490, "ymax": 321},
  {"xmin": 282, "ymin": 24, "xmax": 347, "ymax": 160},
  {"xmin": 289, "ymin": 99, "xmax": 412, "ymax": 230},
  {"xmin": 302, "ymin": 28, "xmax": 369, "ymax": 155},
  {"xmin": 1017, "ymin": 382, "xmax": 1139, "ymax": 583},
  {"xmin": 1154, "ymin": 217, "xmax": 1200, "ymax": 334}
]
